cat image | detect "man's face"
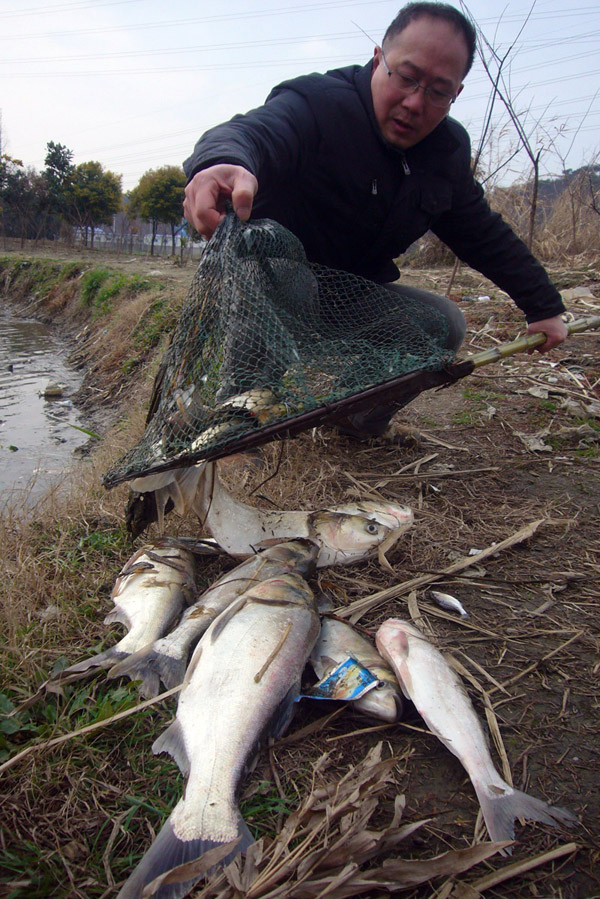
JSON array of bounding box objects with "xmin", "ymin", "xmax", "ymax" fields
[{"xmin": 371, "ymin": 16, "xmax": 468, "ymax": 150}]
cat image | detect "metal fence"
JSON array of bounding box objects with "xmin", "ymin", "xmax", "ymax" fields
[{"xmin": 72, "ymin": 230, "xmax": 206, "ymax": 261}]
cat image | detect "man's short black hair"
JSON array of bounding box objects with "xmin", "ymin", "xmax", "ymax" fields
[{"xmin": 383, "ymin": 2, "xmax": 477, "ymax": 77}]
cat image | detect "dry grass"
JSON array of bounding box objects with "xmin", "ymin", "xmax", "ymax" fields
[{"xmin": 1, "ymin": 254, "xmax": 599, "ymax": 898}]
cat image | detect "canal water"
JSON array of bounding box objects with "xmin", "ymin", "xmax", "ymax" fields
[{"xmin": 0, "ymin": 306, "xmax": 90, "ymax": 504}]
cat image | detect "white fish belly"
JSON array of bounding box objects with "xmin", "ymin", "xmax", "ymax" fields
[{"xmin": 171, "ymin": 600, "xmax": 319, "ymax": 842}]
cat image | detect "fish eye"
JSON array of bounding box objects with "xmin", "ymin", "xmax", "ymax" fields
[{"xmin": 366, "ymin": 521, "xmax": 379, "ymax": 534}]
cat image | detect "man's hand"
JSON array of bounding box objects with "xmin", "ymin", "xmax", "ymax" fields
[
  {"xmin": 183, "ymin": 164, "xmax": 258, "ymax": 239},
  {"xmin": 527, "ymin": 315, "xmax": 569, "ymax": 353}
]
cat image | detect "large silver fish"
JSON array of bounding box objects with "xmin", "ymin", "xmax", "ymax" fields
[
  {"xmin": 376, "ymin": 619, "xmax": 577, "ymax": 848},
  {"xmin": 309, "ymin": 616, "xmax": 403, "ymax": 722},
  {"xmin": 55, "ymin": 541, "xmax": 197, "ymax": 682},
  {"xmin": 116, "ymin": 572, "xmax": 320, "ymax": 899},
  {"xmin": 110, "ymin": 539, "xmax": 318, "ymax": 697},
  {"xmin": 193, "ymin": 460, "xmax": 413, "ymax": 567}
]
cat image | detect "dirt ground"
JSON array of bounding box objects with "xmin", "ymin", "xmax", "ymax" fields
[{"xmin": 2, "ymin": 247, "xmax": 600, "ymax": 897}]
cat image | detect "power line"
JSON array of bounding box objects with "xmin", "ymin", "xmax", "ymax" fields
[
  {"xmin": 3, "ymin": 28, "xmax": 599, "ymax": 64},
  {"xmin": 2, "ymin": 2, "xmax": 599, "ymax": 42},
  {"xmin": 0, "ymin": 0, "xmax": 143, "ymax": 17},
  {"xmin": 0, "ymin": 0, "xmax": 393, "ymax": 37}
]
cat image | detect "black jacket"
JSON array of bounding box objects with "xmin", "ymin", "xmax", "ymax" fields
[{"xmin": 183, "ymin": 62, "xmax": 565, "ymax": 323}]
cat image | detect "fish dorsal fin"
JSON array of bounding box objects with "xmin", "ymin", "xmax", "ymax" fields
[{"xmin": 152, "ymin": 719, "xmax": 190, "ymax": 776}]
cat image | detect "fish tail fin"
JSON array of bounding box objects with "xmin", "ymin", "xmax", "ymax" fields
[
  {"xmin": 153, "ymin": 652, "xmax": 188, "ymax": 692},
  {"xmin": 107, "ymin": 646, "xmax": 161, "ymax": 699},
  {"xmin": 475, "ymin": 783, "xmax": 577, "ymax": 852},
  {"xmin": 116, "ymin": 813, "xmax": 253, "ymax": 899},
  {"xmin": 51, "ymin": 647, "xmax": 122, "ymax": 684}
]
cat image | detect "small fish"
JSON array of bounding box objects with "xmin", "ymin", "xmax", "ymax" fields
[
  {"xmin": 376, "ymin": 619, "xmax": 577, "ymax": 849},
  {"xmin": 193, "ymin": 461, "xmax": 413, "ymax": 568},
  {"xmin": 429, "ymin": 590, "xmax": 469, "ymax": 618},
  {"xmin": 53, "ymin": 541, "xmax": 197, "ymax": 685},
  {"xmin": 110, "ymin": 539, "xmax": 318, "ymax": 697},
  {"xmin": 116, "ymin": 572, "xmax": 320, "ymax": 899},
  {"xmin": 310, "ymin": 617, "xmax": 403, "ymax": 721}
]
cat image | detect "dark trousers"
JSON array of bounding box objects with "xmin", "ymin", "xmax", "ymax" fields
[{"xmin": 342, "ymin": 283, "xmax": 466, "ymax": 437}]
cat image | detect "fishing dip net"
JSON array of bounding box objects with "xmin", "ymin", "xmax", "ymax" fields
[{"xmin": 103, "ymin": 210, "xmax": 455, "ymax": 489}]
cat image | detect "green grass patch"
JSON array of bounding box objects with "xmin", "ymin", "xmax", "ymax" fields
[
  {"xmin": 0, "ymin": 256, "xmax": 64, "ymax": 299},
  {"xmin": 58, "ymin": 261, "xmax": 83, "ymax": 282},
  {"xmin": 133, "ymin": 296, "xmax": 179, "ymax": 349},
  {"xmin": 80, "ymin": 268, "xmax": 153, "ymax": 316}
]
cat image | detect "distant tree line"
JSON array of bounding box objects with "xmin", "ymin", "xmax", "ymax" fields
[{"xmin": 0, "ymin": 140, "xmax": 188, "ymax": 255}]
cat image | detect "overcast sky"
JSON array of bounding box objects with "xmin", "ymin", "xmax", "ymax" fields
[{"xmin": 1, "ymin": 0, "xmax": 598, "ymax": 192}]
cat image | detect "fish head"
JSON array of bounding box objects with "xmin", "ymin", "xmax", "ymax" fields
[
  {"xmin": 375, "ymin": 618, "xmax": 414, "ymax": 652},
  {"xmin": 375, "ymin": 619, "xmax": 417, "ymax": 697},
  {"xmin": 331, "ymin": 500, "xmax": 414, "ymax": 533},
  {"xmin": 309, "ymin": 511, "xmax": 397, "ymax": 566},
  {"xmin": 355, "ymin": 681, "xmax": 404, "ymax": 722}
]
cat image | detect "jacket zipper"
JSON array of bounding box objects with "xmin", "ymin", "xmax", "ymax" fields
[{"xmin": 372, "ymin": 153, "xmax": 410, "ymax": 195}]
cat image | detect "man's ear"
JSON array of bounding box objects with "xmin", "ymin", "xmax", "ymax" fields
[{"xmin": 372, "ymin": 45, "xmax": 382, "ymax": 72}]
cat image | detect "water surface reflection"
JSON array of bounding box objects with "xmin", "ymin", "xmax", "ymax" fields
[{"xmin": 0, "ymin": 307, "xmax": 89, "ymax": 502}]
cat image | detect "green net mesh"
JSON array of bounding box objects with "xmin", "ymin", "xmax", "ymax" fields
[{"xmin": 103, "ymin": 211, "xmax": 455, "ymax": 489}]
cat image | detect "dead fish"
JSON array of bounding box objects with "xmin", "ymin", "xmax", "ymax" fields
[
  {"xmin": 429, "ymin": 590, "xmax": 469, "ymax": 618},
  {"xmin": 116, "ymin": 572, "xmax": 320, "ymax": 899},
  {"xmin": 309, "ymin": 617, "xmax": 403, "ymax": 721},
  {"xmin": 110, "ymin": 539, "xmax": 319, "ymax": 697},
  {"xmin": 375, "ymin": 619, "xmax": 577, "ymax": 849},
  {"xmin": 54, "ymin": 542, "xmax": 197, "ymax": 685},
  {"xmin": 214, "ymin": 387, "xmax": 288, "ymax": 425},
  {"xmin": 128, "ymin": 462, "xmax": 208, "ymax": 535},
  {"xmin": 193, "ymin": 460, "xmax": 413, "ymax": 568}
]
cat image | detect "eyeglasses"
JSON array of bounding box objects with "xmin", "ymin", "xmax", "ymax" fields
[{"xmin": 379, "ymin": 48, "xmax": 456, "ymax": 109}]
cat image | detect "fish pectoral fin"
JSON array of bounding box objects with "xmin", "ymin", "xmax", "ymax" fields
[
  {"xmin": 270, "ymin": 683, "xmax": 301, "ymax": 739},
  {"xmin": 152, "ymin": 719, "xmax": 191, "ymax": 776},
  {"xmin": 208, "ymin": 595, "xmax": 249, "ymax": 643},
  {"xmin": 377, "ymin": 529, "xmax": 399, "ymax": 574},
  {"xmin": 253, "ymin": 537, "xmax": 296, "ymax": 550}
]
